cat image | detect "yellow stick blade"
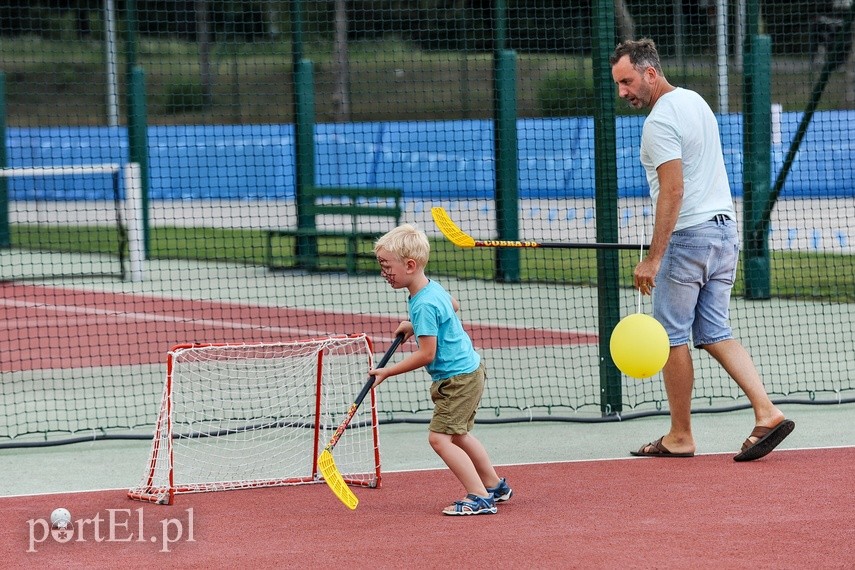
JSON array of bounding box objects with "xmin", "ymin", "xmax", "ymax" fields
[
  {"xmin": 431, "ymin": 207, "xmax": 475, "ymax": 248},
  {"xmin": 318, "ymin": 449, "xmax": 359, "ymax": 510}
]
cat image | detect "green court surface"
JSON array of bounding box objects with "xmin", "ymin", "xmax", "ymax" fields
[
  {"xmin": 2, "ymin": 259, "xmax": 853, "ymax": 497},
  {"xmin": 2, "ymin": 401, "xmax": 853, "ymax": 497}
]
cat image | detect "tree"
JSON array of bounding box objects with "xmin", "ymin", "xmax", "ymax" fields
[
  {"xmin": 615, "ymin": 0, "xmax": 635, "ymax": 41},
  {"xmin": 332, "ymin": 0, "xmax": 351, "ymax": 121}
]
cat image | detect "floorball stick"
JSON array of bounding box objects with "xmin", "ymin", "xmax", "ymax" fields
[
  {"xmin": 431, "ymin": 206, "xmax": 650, "ymax": 250},
  {"xmin": 318, "ymin": 333, "xmax": 405, "ymax": 510}
]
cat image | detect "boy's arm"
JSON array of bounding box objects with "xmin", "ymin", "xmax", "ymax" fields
[{"xmin": 369, "ymin": 335, "xmax": 436, "ymax": 387}]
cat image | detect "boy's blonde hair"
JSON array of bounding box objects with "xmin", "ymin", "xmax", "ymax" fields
[{"xmin": 374, "ymin": 224, "xmax": 430, "ymax": 267}]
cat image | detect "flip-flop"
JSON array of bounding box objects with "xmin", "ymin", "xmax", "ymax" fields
[
  {"xmin": 630, "ymin": 436, "xmax": 694, "ymax": 458},
  {"xmin": 733, "ymin": 419, "xmax": 796, "ymax": 462}
]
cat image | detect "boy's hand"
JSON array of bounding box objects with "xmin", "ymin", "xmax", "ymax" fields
[
  {"xmin": 395, "ymin": 321, "xmax": 415, "ymax": 341},
  {"xmin": 369, "ymin": 328, "xmax": 432, "ymax": 388},
  {"xmin": 369, "ymin": 367, "xmax": 392, "ymax": 388}
]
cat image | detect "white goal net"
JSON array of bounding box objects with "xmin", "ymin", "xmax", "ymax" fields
[{"xmin": 128, "ymin": 334, "xmax": 381, "ymax": 504}]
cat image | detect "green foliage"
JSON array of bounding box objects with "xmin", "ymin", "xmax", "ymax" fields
[
  {"xmin": 162, "ymin": 81, "xmax": 209, "ymax": 114},
  {"xmin": 538, "ymin": 69, "xmax": 650, "ymax": 117},
  {"xmin": 0, "ymin": 32, "xmax": 850, "ymax": 125},
  {"xmin": 537, "ymin": 71, "xmax": 596, "ymax": 118}
]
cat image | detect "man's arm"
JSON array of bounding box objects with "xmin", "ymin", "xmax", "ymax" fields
[{"xmin": 635, "ymin": 158, "xmax": 683, "ymax": 294}]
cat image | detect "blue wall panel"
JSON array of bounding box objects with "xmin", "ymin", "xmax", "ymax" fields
[{"xmin": 5, "ymin": 112, "xmax": 854, "ymax": 201}]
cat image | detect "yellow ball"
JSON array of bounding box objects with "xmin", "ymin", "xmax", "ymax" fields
[{"xmin": 609, "ymin": 313, "xmax": 670, "ymax": 379}]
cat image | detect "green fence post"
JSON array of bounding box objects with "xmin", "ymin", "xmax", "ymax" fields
[
  {"xmin": 128, "ymin": 66, "xmax": 150, "ymax": 257},
  {"xmin": 494, "ymin": 49, "xmax": 519, "ymax": 282},
  {"xmin": 291, "ymin": 0, "xmax": 317, "ymax": 269},
  {"xmin": 747, "ymin": 1, "xmax": 855, "ymax": 292},
  {"xmin": 592, "ymin": 0, "xmax": 621, "ymax": 415},
  {"xmin": 493, "ymin": 0, "xmax": 519, "ymax": 282},
  {"xmin": 742, "ymin": 35, "xmax": 771, "ymax": 299},
  {"xmin": 294, "ymin": 59, "xmax": 318, "ymax": 268}
]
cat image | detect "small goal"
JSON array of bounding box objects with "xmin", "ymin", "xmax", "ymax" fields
[{"xmin": 128, "ymin": 334, "xmax": 382, "ymax": 505}]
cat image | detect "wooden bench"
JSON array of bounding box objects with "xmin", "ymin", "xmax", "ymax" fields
[{"xmin": 265, "ymin": 186, "xmax": 403, "ymax": 274}]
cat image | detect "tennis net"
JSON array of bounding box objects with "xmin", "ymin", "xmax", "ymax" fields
[{"xmin": 0, "ymin": 163, "xmax": 143, "ymax": 282}]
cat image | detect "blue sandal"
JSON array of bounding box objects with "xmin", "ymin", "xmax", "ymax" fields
[
  {"xmin": 487, "ymin": 477, "xmax": 513, "ymax": 502},
  {"xmin": 442, "ymin": 493, "xmax": 497, "ymax": 516}
]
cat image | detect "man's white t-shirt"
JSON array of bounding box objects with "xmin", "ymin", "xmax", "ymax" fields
[{"xmin": 640, "ymin": 87, "xmax": 736, "ymax": 231}]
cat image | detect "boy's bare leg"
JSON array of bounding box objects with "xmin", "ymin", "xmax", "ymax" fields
[
  {"xmin": 451, "ymin": 433, "xmax": 501, "ymax": 489},
  {"xmin": 429, "ymin": 431, "xmax": 490, "ymax": 497}
]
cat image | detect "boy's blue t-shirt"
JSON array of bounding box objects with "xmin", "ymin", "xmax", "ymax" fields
[{"xmin": 408, "ymin": 279, "xmax": 480, "ymax": 382}]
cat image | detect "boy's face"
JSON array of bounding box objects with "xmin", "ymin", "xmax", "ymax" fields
[{"xmin": 375, "ymin": 246, "xmax": 414, "ymax": 289}]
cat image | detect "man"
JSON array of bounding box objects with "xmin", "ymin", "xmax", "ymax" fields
[{"xmin": 609, "ymin": 38, "xmax": 794, "ymax": 461}]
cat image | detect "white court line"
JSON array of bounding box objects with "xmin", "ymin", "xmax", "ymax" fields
[
  {"xmin": 384, "ymin": 443, "xmax": 855, "ymax": 472},
  {"xmin": 0, "ymin": 298, "xmax": 329, "ymax": 337},
  {"xmin": 0, "ymin": 298, "xmax": 583, "ymax": 348}
]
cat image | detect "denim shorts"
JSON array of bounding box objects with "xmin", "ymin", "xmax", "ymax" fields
[{"xmin": 653, "ymin": 217, "xmax": 738, "ymax": 348}]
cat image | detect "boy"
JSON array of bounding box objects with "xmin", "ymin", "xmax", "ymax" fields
[{"xmin": 369, "ymin": 224, "xmax": 512, "ymax": 515}]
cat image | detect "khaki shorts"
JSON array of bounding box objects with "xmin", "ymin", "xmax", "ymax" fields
[{"xmin": 429, "ymin": 363, "xmax": 485, "ymax": 435}]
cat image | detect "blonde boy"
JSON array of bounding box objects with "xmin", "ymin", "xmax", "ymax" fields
[{"xmin": 370, "ymin": 224, "xmax": 512, "ymax": 515}]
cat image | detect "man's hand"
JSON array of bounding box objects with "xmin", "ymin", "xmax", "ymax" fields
[{"xmin": 633, "ymin": 258, "xmax": 660, "ymax": 295}]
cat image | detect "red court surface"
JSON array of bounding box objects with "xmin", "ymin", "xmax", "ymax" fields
[
  {"xmin": 3, "ymin": 447, "xmax": 853, "ymax": 569},
  {"xmin": 1, "ymin": 283, "xmax": 596, "ymax": 372}
]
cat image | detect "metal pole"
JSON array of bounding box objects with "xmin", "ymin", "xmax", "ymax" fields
[
  {"xmin": 735, "ymin": 0, "xmax": 746, "ymax": 71},
  {"xmin": 0, "ymin": 73, "xmax": 8, "ymax": 248},
  {"xmin": 291, "ymin": 0, "xmax": 318, "ymax": 267},
  {"xmin": 128, "ymin": 67, "xmax": 150, "ymax": 257},
  {"xmin": 124, "ymin": 162, "xmax": 144, "ymax": 282},
  {"xmin": 493, "ymin": 0, "xmax": 520, "ymax": 282},
  {"xmin": 741, "ymin": 0, "xmax": 772, "ymax": 299},
  {"xmin": 592, "ymin": 0, "xmax": 621, "ymax": 415},
  {"xmin": 716, "ymin": 0, "xmax": 729, "ymax": 113},
  {"xmin": 674, "ymin": 0, "xmax": 684, "ymax": 62},
  {"xmin": 104, "ymin": 0, "xmax": 119, "ymax": 126}
]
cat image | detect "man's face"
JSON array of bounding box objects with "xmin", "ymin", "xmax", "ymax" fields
[{"xmin": 611, "ymin": 55, "xmax": 653, "ymax": 110}]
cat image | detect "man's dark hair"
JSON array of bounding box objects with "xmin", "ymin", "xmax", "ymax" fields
[{"xmin": 609, "ymin": 38, "xmax": 664, "ymax": 75}]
